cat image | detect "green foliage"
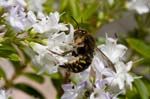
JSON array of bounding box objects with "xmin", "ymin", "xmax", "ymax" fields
[
  {"xmin": 8, "ymin": 54, "xmax": 20, "ymax": 61},
  {"xmin": 50, "ymin": 73, "xmax": 64, "ymax": 98},
  {"xmin": 127, "ymin": 38, "xmax": 150, "ymax": 59},
  {"xmin": 134, "ymin": 79, "xmax": 149, "ymax": 99},
  {"xmin": 125, "ymin": 86, "xmax": 139, "ymax": 99},
  {"xmin": 0, "ymin": 67, "xmax": 6, "ymax": 80},
  {"xmin": 43, "ymin": 0, "xmax": 125, "ymax": 32},
  {"xmin": 13, "ymin": 83, "xmax": 45, "ymax": 99},
  {"xmin": 23, "ymin": 72, "xmax": 45, "ymax": 84},
  {"xmin": 0, "ymin": 45, "xmax": 16, "ymax": 58}
]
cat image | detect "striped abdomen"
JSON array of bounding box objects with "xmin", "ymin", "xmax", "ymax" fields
[{"xmin": 59, "ymin": 55, "xmax": 93, "ymax": 73}]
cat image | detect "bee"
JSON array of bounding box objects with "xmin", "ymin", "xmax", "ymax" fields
[
  {"xmin": 49, "ymin": 18, "xmax": 116, "ymax": 73},
  {"xmin": 59, "ymin": 28, "xmax": 96, "ymax": 73}
]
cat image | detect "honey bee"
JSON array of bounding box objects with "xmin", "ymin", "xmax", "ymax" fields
[{"xmin": 49, "ymin": 18, "xmax": 116, "ymax": 73}]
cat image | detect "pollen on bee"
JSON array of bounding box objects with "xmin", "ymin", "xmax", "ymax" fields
[
  {"xmin": 80, "ymin": 60, "xmax": 86, "ymax": 64},
  {"xmin": 78, "ymin": 65, "xmax": 83, "ymax": 69},
  {"xmin": 74, "ymin": 67, "xmax": 78, "ymax": 71}
]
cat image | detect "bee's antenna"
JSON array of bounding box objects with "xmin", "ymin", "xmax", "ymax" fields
[
  {"xmin": 81, "ymin": 17, "xmax": 83, "ymax": 28},
  {"xmin": 81, "ymin": 17, "xmax": 83, "ymax": 25},
  {"xmin": 71, "ymin": 16, "xmax": 79, "ymax": 29}
]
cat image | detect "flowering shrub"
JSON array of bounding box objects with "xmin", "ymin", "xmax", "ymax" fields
[{"xmin": 0, "ymin": 0, "xmax": 150, "ymax": 99}]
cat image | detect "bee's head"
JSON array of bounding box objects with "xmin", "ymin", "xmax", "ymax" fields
[
  {"xmin": 74, "ymin": 29, "xmax": 88, "ymax": 40},
  {"xmin": 71, "ymin": 16, "xmax": 88, "ymax": 40}
]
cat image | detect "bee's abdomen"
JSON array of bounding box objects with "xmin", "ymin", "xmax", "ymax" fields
[{"xmin": 59, "ymin": 55, "xmax": 93, "ymax": 73}]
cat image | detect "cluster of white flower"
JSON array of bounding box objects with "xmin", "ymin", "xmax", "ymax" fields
[
  {"xmin": 59, "ymin": 35, "xmax": 134, "ymax": 99},
  {"xmin": 31, "ymin": 24, "xmax": 73, "ymax": 74},
  {"xmin": 31, "ymin": 26, "xmax": 134, "ymax": 98},
  {"xmin": 0, "ymin": 0, "xmax": 46, "ymax": 12},
  {"xmin": 0, "ymin": 0, "xmax": 69, "ymax": 71}
]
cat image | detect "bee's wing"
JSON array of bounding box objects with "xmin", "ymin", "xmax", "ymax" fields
[{"xmin": 95, "ymin": 47, "xmax": 116, "ymax": 72}]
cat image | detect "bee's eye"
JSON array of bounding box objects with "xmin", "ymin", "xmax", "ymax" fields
[
  {"xmin": 76, "ymin": 30, "xmax": 86, "ymax": 34},
  {"xmin": 79, "ymin": 30, "xmax": 82, "ymax": 33},
  {"xmin": 82, "ymin": 31, "xmax": 86, "ymax": 34},
  {"xmin": 80, "ymin": 30, "xmax": 85, "ymax": 34}
]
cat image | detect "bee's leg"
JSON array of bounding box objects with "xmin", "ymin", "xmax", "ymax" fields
[
  {"xmin": 61, "ymin": 50, "xmax": 73, "ymax": 56},
  {"xmin": 48, "ymin": 49, "xmax": 73, "ymax": 56},
  {"xmin": 72, "ymin": 50, "xmax": 78, "ymax": 57}
]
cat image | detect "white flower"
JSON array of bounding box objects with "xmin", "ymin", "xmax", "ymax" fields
[
  {"xmin": 0, "ymin": 0, "xmax": 27, "ymax": 9},
  {"xmin": 5, "ymin": 8, "xmax": 67, "ymax": 33},
  {"xmin": 5, "ymin": 6, "xmax": 36, "ymax": 32},
  {"xmin": 92, "ymin": 56, "xmax": 108, "ymax": 74},
  {"xmin": 98, "ymin": 34, "xmax": 127, "ymax": 63},
  {"xmin": 47, "ymin": 24, "xmax": 74, "ymax": 72},
  {"xmin": 90, "ymin": 89, "xmax": 111, "ymax": 99},
  {"xmin": 105, "ymin": 61, "xmax": 134, "ymax": 90},
  {"xmin": 70, "ymin": 68, "xmax": 91, "ymax": 83},
  {"xmin": 31, "ymin": 42, "xmax": 59, "ymax": 74},
  {"xmin": 61, "ymin": 83, "xmax": 85, "ymax": 99},
  {"xmin": 126, "ymin": 0, "xmax": 150, "ymax": 14},
  {"xmin": 61, "ymin": 81, "xmax": 92, "ymax": 99},
  {"xmin": 96, "ymin": 34, "xmax": 134, "ymax": 92},
  {"xmin": 0, "ymin": 89, "xmax": 7, "ymax": 99},
  {"xmin": 48, "ymin": 24, "xmax": 74, "ymax": 52},
  {"xmin": 26, "ymin": 0, "xmax": 46, "ymax": 12},
  {"xmin": 27, "ymin": 11, "xmax": 37, "ymax": 24},
  {"xmin": 90, "ymin": 80, "xmax": 118, "ymax": 99},
  {"xmin": 32, "ymin": 12, "xmax": 68, "ymax": 34},
  {"xmin": 31, "ymin": 25, "xmax": 74, "ymax": 74},
  {"xmin": 92, "ymin": 56, "xmax": 114, "ymax": 79}
]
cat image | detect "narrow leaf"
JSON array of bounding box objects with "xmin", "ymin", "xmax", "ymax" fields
[
  {"xmin": 0, "ymin": 45, "xmax": 16, "ymax": 58},
  {"xmin": 0, "ymin": 67, "xmax": 6, "ymax": 80},
  {"xmin": 8, "ymin": 54, "xmax": 20, "ymax": 61},
  {"xmin": 78, "ymin": 3, "xmax": 99, "ymax": 21},
  {"xmin": 68, "ymin": 0, "xmax": 79, "ymax": 17},
  {"xmin": 127, "ymin": 38, "xmax": 150, "ymax": 59},
  {"xmin": 13, "ymin": 83, "xmax": 44, "ymax": 99},
  {"xmin": 134, "ymin": 79, "xmax": 149, "ymax": 99},
  {"xmin": 0, "ymin": 45, "xmax": 15, "ymax": 52},
  {"xmin": 143, "ymin": 80, "xmax": 150, "ymax": 97},
  {"xmin": 60, "ymin": 0, "xmax": 68, "ymax": 11},
  {"xmin": 23, "ymin": 72, "xmax": 44, "ymax": 84},
  {"xmin": 10, "ymin": 61, "xmax": 22, "ymax": 74}
]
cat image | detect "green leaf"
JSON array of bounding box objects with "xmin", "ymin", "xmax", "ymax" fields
[
  {"xmin": 78, "ymin": 3, "xmax": 99, "ymax": 21},
  {"xmin": 49, "ymin": 73, "xmax": 61, "ymax": 79},
  {"xmin": 127, "ymin": 38, "xmax": 150, "ymax": 59},
  {"xmin": 68, "ymin": 0, "xmax": 80, "ymax": 17},
  {"xmin": 23, "ymin": 72, "xmax": 44, "ymax": 84},
  {"xmin": 0, "ymin": 67, "xmax": 6, "ymax": 80},
  {"xmin": 60, "ymin": 0, "xmax": 68, "ymax": 11},
  {"xmin": 0, "ymin": 45, "xmax": 15, "ymax": 52},
  {"xmin": 125, "ymin": 86, "xmax": 139, "ymax": 99},
  {"xmin": 143, "ymin": 80, "xmax": 150, "ymax": 97},
  {"xmin": 0, "ymin": 45, "xmax": 16, "ymax": 58},
  {"xmin": 50, "ymin": 72, "xmax": 63, "ymax": 97},
  {"xmin": 13, "ymin": 83, "xmax": 45, "ymax": 99},
  {"xmin": 10, "ymin": 61, "xmax": 22, "ymax": 74},
  {"xmin": 134, "ymin": 79, "xmax": 149, "ymax": 99},
  {"xmin": 51, "ymin": 78, "xmax": 63, "ymax": 98},
  {"xmin": 8, "ymin": 54, "xmax": 20, "ymax": 61}
]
